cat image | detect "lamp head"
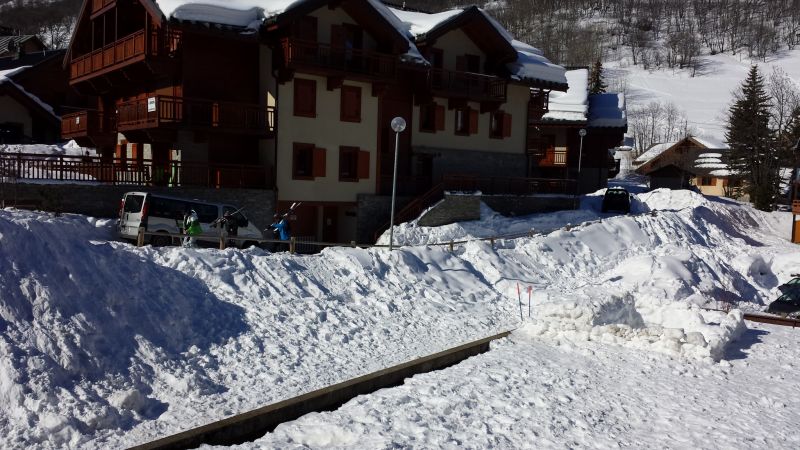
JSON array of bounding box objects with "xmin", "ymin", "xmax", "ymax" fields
[
  {"xmin": 391, "ymin": 117, "xmax": 407, "ymax": 133},
  {"xmin": 579, "ymin": 128, "xmax": 587, "ymax": 137}
]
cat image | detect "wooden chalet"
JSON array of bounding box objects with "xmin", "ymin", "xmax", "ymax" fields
[
  {"xmin": 0, "ymin": 66, "xmax": 60, "ymax": 144},
  {"xmin": 54, "ymin": 0, "xmax": 627, "ymax": 244},
  {"xmin": 62, "ymin": 0, "xmax": 275, "ymax": 188},
  {"xmin": 636, "ymin": 136, "xmax": 730, "ymax": 193}
]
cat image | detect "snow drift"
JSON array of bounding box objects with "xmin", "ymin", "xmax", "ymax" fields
[{"xmin": 0, "ymin": 187, "xmax": 797, "ymax": 448}]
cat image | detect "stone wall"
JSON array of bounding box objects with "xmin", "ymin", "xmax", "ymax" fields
[
  {"xmin": 356, "ymin": 194, "xmax": 413, "ymax": 244},
  {"xmin": 1, "ymin": 182, "xmax": 276, "ymax": 230},
  {"xmin": 413, "ymin": 146, "xmax": 527, "ymax": 181},
  {"xmin": 481, "ymin": 194, "xmax": 576, "ymax": 216},
  {"xmin": 418, "ymin": 194, "xmax": 480, "ymax": 226}
]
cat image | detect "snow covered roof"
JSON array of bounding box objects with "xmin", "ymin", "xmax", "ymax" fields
[
  {"xmin": 0, "ymin": 66, "xmax": 58, "ymax": 119},
  {"xmin": 691, "ymin": 136, "xmax": 729, "ymax": 150},
  {"xmin": 154, "ymin": 0, "xmax": 290, "ymax": 28},
  {"xmin": 588, "ymin": 92, "xmax": 626, "ymax": 128},
  {"xmin": 541, "ymin": 69, "xmax": 588, "ymax": 122},
  {"xmin": 634, "ymin": 142, "xmax": 675, "ymax": 165}
]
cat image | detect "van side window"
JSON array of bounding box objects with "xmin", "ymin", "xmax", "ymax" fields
[
  {"xmin": 223, "ymin": 206, "xmax": 248, "ymax": 227},
  {"xmin": 123, "ymin": 195, "xmax": 145, "ymax": 213},
  {"xmin": 150, "ymin": 197, "xmax": 184, "ymax": 219},
  {"xmin": 192, "ymin": 203, "xmax": 218, "ymax": 223}
]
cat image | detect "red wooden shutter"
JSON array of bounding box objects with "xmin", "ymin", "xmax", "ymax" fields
[
  {"xmin": 313, "ymin": 147, "xmax": 326, "ymax": 178},
  {"xmin": 502, "ymin": 113, "xmax": 512, "ymax": 138},
  {"xmin": 115, "ymin": 143, "xmax": 124, "ymax": 159},
  {"xmin": 469, "ymin": 109, "xmax": 479, "ymax": 134},
  {"xmin": 130, "ymin": 143, "xmax": 139, "ymax": 160},
  {"xmin": 357, "ymin": 150, "xmax": 370, "ymax": 179},
  {"xmin": 340, "ymin": 86, "xmax": 361, "ymax": 122},
  {"xmin": 456, "ymin": 55, "xmax": 466, "ymax": 72},
  {"xmin": 435, "ymin": 104, "xmax": 445, "ymax": 131}
]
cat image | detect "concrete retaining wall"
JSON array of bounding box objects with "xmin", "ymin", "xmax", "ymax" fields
[
  {"xmin": 418, "ymin": 194, "xmax": 480, "ymax": 227},
  {"xmin": 1, "ymin": 182, "xmax": 276, "ymax": 230},
  {"xmin": 414, "ymin": 193, "xmax": 576, "ymax": 228}
]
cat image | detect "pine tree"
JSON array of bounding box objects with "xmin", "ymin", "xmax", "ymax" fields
[
  {"xmin": 725, "ymin": 65, "xmax": 778, "ymax": 211},
  {"xmin": 589, "ymin": 60, "xmax": 607, "ymax": 95}
]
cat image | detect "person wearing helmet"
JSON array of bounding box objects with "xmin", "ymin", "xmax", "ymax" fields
[{"xmin": 182, "ymin": 208, "xmax": 202, "ymax": 247}]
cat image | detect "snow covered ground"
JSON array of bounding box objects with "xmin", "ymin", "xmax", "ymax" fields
[
  {"xmin": 1, "ymin": 187, "xmax": 799, "ymax": 449},
  {"xmin": 607, "ymin": 48, "xmax": 800, "ymax": 142}
]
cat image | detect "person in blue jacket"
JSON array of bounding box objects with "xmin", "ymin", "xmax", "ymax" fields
[{"xmin": 269, "ymin": 213, "xmax": 290, "ymax": 251}]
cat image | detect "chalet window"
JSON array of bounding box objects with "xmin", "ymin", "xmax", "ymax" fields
[
  {"xmin": 455, "ymin": 108, "xmax": 468, "ymax": 135},
  {"xmin": 340, "ymin": 85, "xmax": 361, "ymax": 122},
  {"xmin": 339, "ymin": 146, "xmax": 370, "ymax": 181},
  {"xmin": 455, "ymin": 107, "xmax": 478, "ymax": 135},
  {"xmin": 294, "ymin": 78, "xmax": 316, "ymax": 118},
  {"xmin": 420, "ymin": 103, "xmax": 445, "ymax": 132},
  {"xmin": 490, "ymin": 111, "xmax": 512, "ymax": 139},
  {"xmin": 293, "ymin": 143, "xmax": 326, "ymax": 179},
  {"xmin": 339, "ymin": 146, "xmax": 358, "ymax": 181},
  {"xmin": 699, "ymin": 176, "xmax": 715, "ymax": 186}
]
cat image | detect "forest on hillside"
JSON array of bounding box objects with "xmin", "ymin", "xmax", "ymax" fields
[{"xmin": 0, "ymin": 0, "xmax": 80, "ymax": 49}]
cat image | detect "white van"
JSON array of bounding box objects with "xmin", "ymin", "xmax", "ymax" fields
[{"xmin": 117, "ymin": 191, "xmax": 263, "ymax": 247}]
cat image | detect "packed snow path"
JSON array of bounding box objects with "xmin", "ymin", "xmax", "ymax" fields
[
  {"xmin": 0, "ymin": 188, "xmax": 798, "ymax": 448},
  {"xmin": 228, "ymin": 321, "xmax": 800, "ymax": 449}
]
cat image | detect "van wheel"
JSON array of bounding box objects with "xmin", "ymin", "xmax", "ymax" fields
[{"xmin": 151, "ymin": 235, "xmax": 171, "ymax": 247}]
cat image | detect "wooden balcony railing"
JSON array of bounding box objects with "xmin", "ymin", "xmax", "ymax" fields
[
  {"xmin": 282, "ymin": 39, "xmax": 397, "ymax": 79},
  {"xmin": 61, "ymin": 110, "xmax": 114, "ymax": 140},
  {"xmin": 443, "ymin": 174, "xmax": 575, "ymax": 195},
  {"xmin": 91, "ymin": 0, "xmax": 114, "ymax": 14},
  {"xmin": 116, "ymin": 96, "xmax": 275, "ymax": 135},
  {"xmin": 529, "ymin": 149, "xmax": 568, "ymax": 167},
  {"xmin": 0, "ymin": 153, "xmax": 272, "ymax": 189},
  {"xmin": 429, "ymin": 69, "xmax": 507, "ymax": 102},
  {"xmin": 70, "ymin": 28, "xmax": 182, "ymax": 82}
]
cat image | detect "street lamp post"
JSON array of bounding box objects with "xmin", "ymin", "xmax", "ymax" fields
[
  {"xmin": 575, "ymin": 128, "xmax": 587, "ymax": 205},
  {"xmin": 389, "ymin": 116, "xmax": 406, "ymax": 251}
]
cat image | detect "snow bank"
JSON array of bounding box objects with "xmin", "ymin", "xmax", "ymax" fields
[{"xmin": 521, "ymin": 294, "xmax": 745, "ymax": 361}]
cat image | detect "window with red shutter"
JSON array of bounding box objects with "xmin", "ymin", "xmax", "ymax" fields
[
  {"xmin": 502, "ymin": 113, "xmax": 512, "ymax": 138},
  {"xmin": 468, "ymin": 109, "xmax": 479, "ymax": 135},
  {"xmin": 313, "ymin": 147, "xmax": 326, "ymax": 178},
  {"xmin": 455, "ymin": 107, "xmax": 470, "ymax": 135},
  {"xmin": 340, "ymin": 85, "xmax": 361, "ymax": 122},
  {"xmin": 435, "ymin": 104, "xmax": 445, "ymax": 131},
  {"xmin": 339, "ymin": 146, "xmax": 359, "ymax": 181},
  {"xmin": 419, "ymin": 103, "xmax": 436, "ymax": 132},
  {"xmin": 293, "ymin": 143, "xmax": 315, "ymax": 179},
  {"xmin": 294, "ymin": 78, "xmax": 316, "ymax": 118},
  {"xmin": 357, "ymin": 150, "xmax": 370, "ymax": 179}
]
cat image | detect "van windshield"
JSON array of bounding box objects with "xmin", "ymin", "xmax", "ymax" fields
[{"xmin": 123, "ymin": 194, "xmax": 145, "ymax": 213}]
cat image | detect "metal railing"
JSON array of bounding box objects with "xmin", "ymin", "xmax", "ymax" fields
[
  {"xmin": 429, "ymin": 69, "xmax": 507, "ymax": 102},
  {"xmin": 442, "ymin": 174, "xmax": 575, "ymax": 196},
  {"xmin": 282, "ymin": 39, "xmax": 397, "ymax": 79},
  {"xmin": 70, "ymin": 28, "xmax": 182, "ymax": 81},
  {"xmin": 116, "ymin": 96, "xmax": 275, "ymax": 135},
  {"xmin": 0, "ymin": 153, "xmax": 272, "ymax": 189}
]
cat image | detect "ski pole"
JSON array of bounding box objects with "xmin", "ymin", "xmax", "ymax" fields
[{"xmin": 516, "ymin": 282, "xmax": 523, "ymax": 321}]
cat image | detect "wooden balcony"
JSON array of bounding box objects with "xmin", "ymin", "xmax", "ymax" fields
[
  {"xmin": 116, "ymin": 96, "xmax": 275, "ymax": 137},
  {"xmin": 429, "ymin": 69, "xmax": 507, "ymax": 102},
  {"xmin": 91, "ymin": 0, "xmax": 115, "ymax": 16},
  {"xmin": 69, "ymin": 28, "xmax": 182, "ymax": 85},
  {"xmin": 281, "ymin": 39, "xmax": 397, "ymax": 80},
  {"xmin": 0, "ymin": 153, "xmax": 272, "ymax": 189},
  {"xmin": 529, "ymin": 149, "xmax": 568, "ymax": 167},
  {"xmin": 61, "ymin": 110, "xmax": 116, "ymax": 147}
]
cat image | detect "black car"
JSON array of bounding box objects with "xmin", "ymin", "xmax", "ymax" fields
[
  {"xmin": 767, "ymin": 290, "xmax": 800, "ymax": 317},
  {"xmin": 778, "ymin": 276, "xmax": 800, "ymax": 295},
  {"xmin": 601, "ymin": 187, "xmax": 632, "ymax": 213}
]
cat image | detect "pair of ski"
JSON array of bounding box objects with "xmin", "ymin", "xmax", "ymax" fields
[{"xmin": 264, "ymin": 202, "xmax": 301, "ymax": 232}]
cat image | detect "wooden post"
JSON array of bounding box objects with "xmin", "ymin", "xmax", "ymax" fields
[
  {"xmin": 350, "ymin": 241, "xmax": 356, "ymax": 247},
  {"xmin": 289, "ymin": 236, "xmax": 296, "ymax": 254},
  {"xmin": 136, "ymin": 228, "xmax": 144, "ymax": 247},
  {"xmin": 219, "ymin": 236, "xmax": 226, "ymax": 250},
  {"xmin": 490, "ymin": 237, "xmax": 494, "ymax": 249},
  {"xmin": 449, "ymin": 241, "xmax": 454, "ymax": 252}
]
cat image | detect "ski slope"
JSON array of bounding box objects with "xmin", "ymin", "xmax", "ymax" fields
[{"xmin": 0, "ymin": 187, "xmax": 799, "ymax": 448}]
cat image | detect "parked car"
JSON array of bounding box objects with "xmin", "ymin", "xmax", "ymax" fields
[
  {"xmin": 766, "ymin": 290, "xmax": 800, "ymax": 318},
  {"xmin": 117, "ymin": 192, "xmax": 262, "ymax": 247},
  {"xmin": 601, "ymin": 187, "xmax": 632, "ymax": 213},
  {"xmin": 777, "ymin": 275, "xmax": 800, "ymax": 295}
]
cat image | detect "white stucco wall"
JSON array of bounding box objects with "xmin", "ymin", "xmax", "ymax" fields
[
  {"xmin": 276, "ymin": 74, "xmax": 379, "ymax": 202},
  {"xmin": 410, "ymin": 83, "xmax": 529, "ymax": 154}
]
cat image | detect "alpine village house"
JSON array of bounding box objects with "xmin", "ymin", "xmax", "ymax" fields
[{"xmin": 56, "ymin": 0, "xmax": 626, "ymax": 245}]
